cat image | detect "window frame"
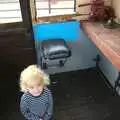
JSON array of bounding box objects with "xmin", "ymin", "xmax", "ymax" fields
[{"xmin": 35, "ymin": 0, "xmax": 76, "ymax": 17}]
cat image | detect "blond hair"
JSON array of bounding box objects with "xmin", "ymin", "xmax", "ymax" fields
[{"xmin": 19, "ymin": 65, "xmax": 50, "ymax": 92}]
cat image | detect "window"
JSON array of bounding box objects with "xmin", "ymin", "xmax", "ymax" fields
[
  {"xmin": 36, "ymin": 0, "xmax": 75, "ymax": 17},
  {"xmin": 0, "ymin": 0, "xmax": 22, "ymax": 23}
]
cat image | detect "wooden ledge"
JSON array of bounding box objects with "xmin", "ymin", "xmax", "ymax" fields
[
  {"xmin": 32, "ymin": 13, "xmax": 89, "ymax": 24},
  {"xmin": 82, "ymin": 22, "xmax": 120, "ymax": 71}
]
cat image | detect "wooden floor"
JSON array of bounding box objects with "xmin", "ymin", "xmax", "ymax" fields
[{"xmin": 0, "ymin": 68, "xmax": 120, "ymax": 120}]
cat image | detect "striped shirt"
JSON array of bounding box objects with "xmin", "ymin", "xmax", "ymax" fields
[{"xmin": 20, "ymin": 87, "xmax": 53, "ymax": 120}]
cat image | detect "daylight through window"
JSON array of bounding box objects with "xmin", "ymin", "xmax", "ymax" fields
[{"xmin": 0, "ymin": 0, "xmax": 22, "ymax": 23}]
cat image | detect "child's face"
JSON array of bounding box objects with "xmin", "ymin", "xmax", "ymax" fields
[{"xmin": 27, "ymin": 84, "xmax": 44, "ymax": 97}]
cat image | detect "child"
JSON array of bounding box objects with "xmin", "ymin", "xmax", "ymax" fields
[{"xmin": 19, "ymin": 65, "xmax": 53, "ymax": 120}]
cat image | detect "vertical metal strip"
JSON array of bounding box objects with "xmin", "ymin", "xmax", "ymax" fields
[
  {"xmin": 49, "ymin": 0, "xmax": 51, "ymax": 14},
  {"xmin": 74, "ymin": 0, "xmax": 76, "ymax": 12}
]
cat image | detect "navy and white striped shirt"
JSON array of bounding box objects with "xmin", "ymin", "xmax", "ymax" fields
[{"xmin": 20, "ymin": 87, "xmax": 53, "ymax": 120}]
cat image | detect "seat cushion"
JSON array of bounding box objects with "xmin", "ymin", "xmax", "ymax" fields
[{"xmin": 41, "ymin": 39, "xmax": 71, "ymax": 60}]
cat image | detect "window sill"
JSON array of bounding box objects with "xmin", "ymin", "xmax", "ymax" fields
[{"xmin": 32, "ymin": 13, "xmax": 88, "ymax": 24}]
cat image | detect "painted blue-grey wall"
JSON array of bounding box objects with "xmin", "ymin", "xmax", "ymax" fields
[
  {"xmin": 83, "ymin": 33, "xmax": 119, "ymax": 88},
  {"xmin": 33, "ymin": 21, "xmax": 98, "ymax": 74},
  {"xmin": 33, "ymin": 21, "xmax": 119, "ymax": 92},
  {"xmin": 33, "ymin": 21, "xmax": 81, "ymax": 42},
  {"xmin": 35, "ymin": 30, "xmax": 98, "ymax": 74},
  {"xmin": 79, "ymin": 30, "xmax": 119, "ymax": 88},
  {"xmin": 98, "ymin": 50, "xmax": 119, "ymax": 87}
]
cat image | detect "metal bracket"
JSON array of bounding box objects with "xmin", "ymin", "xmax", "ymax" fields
[
  {"xmin": 114, "ymin": 72, "xmax": 120, "ymax": 95},
  {"xmin": 93, "ymin": 54, "xmax": 100, "ymax": 69}
]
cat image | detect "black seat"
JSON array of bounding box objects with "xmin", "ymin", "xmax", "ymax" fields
[{"xmin": 40, "ymin": 38, "xmax": 71, "ymax": 69}]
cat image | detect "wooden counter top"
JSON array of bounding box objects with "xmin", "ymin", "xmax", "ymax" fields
[{"xmin": 82, "ymin": 22, "xmax": 120, "ymax": 71}]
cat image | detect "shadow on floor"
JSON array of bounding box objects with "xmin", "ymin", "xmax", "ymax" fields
[{"xmin": 1, "ymin": 68, "xmax": 120, "ymax": 120}]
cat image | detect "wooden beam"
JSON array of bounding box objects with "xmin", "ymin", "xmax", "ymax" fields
[
  {"xmin": 19, "ymin": 0, "xmax": 37, "ymax": 63},
  {"xmin": 19, "ymin": 0, "xmax": 33, "ymax": 36}
]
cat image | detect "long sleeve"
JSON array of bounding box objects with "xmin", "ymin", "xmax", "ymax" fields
[
  {"xmin": 43, "ymin": 90, "xmax": 53, "ymax": 120},
  {"xmin": 20, "ymin": 95, "xmax": 40, "ymax": 120}
]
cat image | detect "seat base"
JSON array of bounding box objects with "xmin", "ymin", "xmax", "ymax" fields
[{"xmin": 40, "ymin": 39, "xmax": 71, "ymax": 69}]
